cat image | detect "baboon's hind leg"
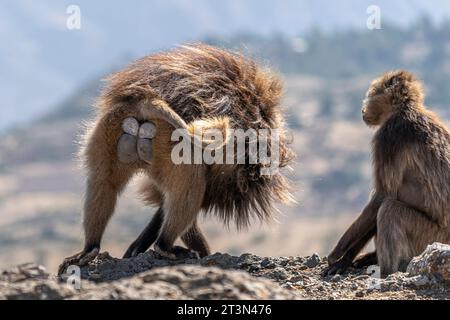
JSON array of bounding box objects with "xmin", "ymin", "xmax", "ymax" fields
[
  {"xmin": 123, "ymin": 207, "xmax": 164, "ymax": 258},
  {"xmin": 154, "ymin": 168, "xmax": 206, "ymax": 260},
  {"xmin": 181, "ymin": 221, "xmax": 211, "ymax": 258},
  {"xmin": 124, "ymin": 214, "xmax": 211, "ymax": 259},
  {"xmin": 377, "ymin": 199, "xmax": 450, "ymax": 277},
  {"xmin": 59, "ymin": 111, "xmax": 140, "ymax": 275}
]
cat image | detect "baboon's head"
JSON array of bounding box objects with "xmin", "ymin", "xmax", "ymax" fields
[{"xmin": 362, "ymin": 70, "xmax": 425, "ymax": 126}]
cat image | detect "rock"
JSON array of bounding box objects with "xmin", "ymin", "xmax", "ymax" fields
[
  {"xmin": 330, "ymin": 275, "xmax": 342, "ymax": 283},
  {"xmin": 237, "ymin": 253, "xmax": 262, "ymax": 268},
  {"xmin": 2, "ymin": 248, "xmax": 450, "ymax": 300},
  {"xmin": 407, "ymin": 242, "xmax": 450, "ymax": 283},
  {"xmin": 201, "ymin": 252, "xmax": 239, "ymax": 269},
  {"xmin": 0, "ymin": 263, "xmax": 301, "ymax": 300},
  {"xmin": 261, "ymin": 258, "xmax": 276, "ymax": 269},
  {"xmin": 289, "ymin": 275, "xmax": 304, "ymax": 284},
  {"xmin": 0, "ymin": 263, "xmax": 48, "ymax": 283},
  {"xmin": 355, "ymin": 290, "xmax": 365, "ymax": 298},
  {"xmin": 403, "ymin": 275, "xmax": 431, "ymax": 288},
  {"xmin": 304, "ymin": 253, "xmax": 321, "ymax": 268},
  {"xmin": 268, "ymin": 267, "xmax": 288, "ymax": 280}
]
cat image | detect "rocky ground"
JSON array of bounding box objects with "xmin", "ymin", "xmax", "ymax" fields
[{"xmin": 1, "ymin": 243, "xmax": 450, "ymax": 300}]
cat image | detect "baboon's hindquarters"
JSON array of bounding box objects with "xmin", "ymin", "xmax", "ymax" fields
[{"xmin": 117, "ymin": 117, "xmax": 155, "ymax": 164}]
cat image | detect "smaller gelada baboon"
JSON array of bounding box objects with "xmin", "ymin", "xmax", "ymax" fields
[{"xmin": 325, "ymin": 70, "xmax": 450, "ymax": 277}]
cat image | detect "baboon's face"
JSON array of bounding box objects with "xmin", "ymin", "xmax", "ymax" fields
[
  {"xmin": 362, "ymin": 86, "xmax": 393, "ymax": 127},
  {"xmin": 362, "ymin": 71, "xmax": 425, "ymax": 127},
  {"xmin": 361, "ymin": 74, "xmax": 397, "ymax": 127}
]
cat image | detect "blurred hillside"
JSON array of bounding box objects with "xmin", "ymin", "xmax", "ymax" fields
[{"xmin": 1, "ymin": 21, "xmax": 450, "ymax": 271}]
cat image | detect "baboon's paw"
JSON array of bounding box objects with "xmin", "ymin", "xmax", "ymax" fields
[
  {"xmin": 122, "ymin": 117, "xmax": 139, "ymax": 136},
  {"xmin": 154, "ymin": 244, "xmax": 177, "ymax": 260},
  {"xmin": 352, "ymin": 252, "xmax": 377, "ymax": 269},
  {"xmin": 57, "ymin": 247, "xmax": 100, "ymax": 276},
  {"xmin": 322, "ymin": 259, "xmax": 352, "ymax": 277},
  {"xmin": 123, "ymin": 239, "xmax": 148, "ymax": 259},
  {"xmin": 117, "ymin": 133, "xmax": 139, "ymax": 163},
  {"xmin": 154, "ymin": 245, "xmax": 199, "ymax": 260},
  {"xmin": 171, "ymin": 246, "xmax": 200, "ymax": 259},
  {"xmin": 123, "ymin": 246, "xmax": 139, "ymax": 259}
]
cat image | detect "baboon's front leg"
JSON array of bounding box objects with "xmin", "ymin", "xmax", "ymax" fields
[
  {"xmin": 324, "ymin": 192, "xmax": 383, "ymax": 276},
  {"xmin": 181, "ymin": 221, "xmax": 211, "ymax": 258},
  {"xmin": 123, "ymin": 207, "xmax": 164, "ymax": 258},
  {"xmin": 323, "ymin": 225, "xmax": 375, "ymax": 276},
  {"xmin": 58, "ymin": 113, "xmax": 139, "ymax": 275}
]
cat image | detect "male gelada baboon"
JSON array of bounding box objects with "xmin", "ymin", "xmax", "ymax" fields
[
  {"xmin": 59, "ymin": 44, "xmax": 293, "ymax": 274},
  {"xmin": 325, "ymin": 70, "xmax": 450, "ymax": 277}
]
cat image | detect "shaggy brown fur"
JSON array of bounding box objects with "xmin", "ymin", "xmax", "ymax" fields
[
  {"xmin": 59, "ymin": 44, "xmax": 293, "ymax": 273},
  {"xmin": 325, "ymin": 70, "xmax": 450, "ymax": 277}
]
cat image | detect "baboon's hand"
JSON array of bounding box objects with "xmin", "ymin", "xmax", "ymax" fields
[
  {"xmin": 352, "ymin": 252, "xmax": 377, "ymax": 269},
  {"xmin": 326, "ymin": 254, "xmax": 339, "ymax": 266},
  {"xmin": 322, "ymin": 258, "xmax": 352, "ymax": 277},
  {"xmin": 57, "ymin": 247, "xmax": 100, "ymax": 276},
  {"xmin": 326, "ymin": 247, "xmax": 345, "ymax": 266}
]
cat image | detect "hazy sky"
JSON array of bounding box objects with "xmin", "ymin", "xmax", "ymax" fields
[{"xmin": 1, "ymin": 0, "xmax": 450, "ymax": 129}]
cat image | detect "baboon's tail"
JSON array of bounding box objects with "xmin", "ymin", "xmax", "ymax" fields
[
  {"xmin": 139, "ymin": 99, "xmax": 189, "ymax": 130},
  {"xmin": 139, "ymin": 99, "xmax": 231, "ymax": 149}
]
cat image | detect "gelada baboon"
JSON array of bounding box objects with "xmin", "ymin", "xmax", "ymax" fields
[
  {"xmin": 325, "ymin": 70, "xmax": 450, "ymax": 277},
  {"xmin": 58, "ymin": 44, "xmax": 294, "ymax": 274}
]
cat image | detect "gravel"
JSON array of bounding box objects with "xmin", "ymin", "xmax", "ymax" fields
[{"xmin": 2, "ymin": 243, "xmax": 450, "ymax": 300}]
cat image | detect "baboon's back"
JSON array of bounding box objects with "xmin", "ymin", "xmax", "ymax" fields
[{"xmin": 104, "ymin": 44, "xmax": 283, "ymax": 129}]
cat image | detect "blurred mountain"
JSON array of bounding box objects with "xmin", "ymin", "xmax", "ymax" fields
[{"xmin": 2, "ymin": 0, "xmax": 450, "ymax": 129}]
